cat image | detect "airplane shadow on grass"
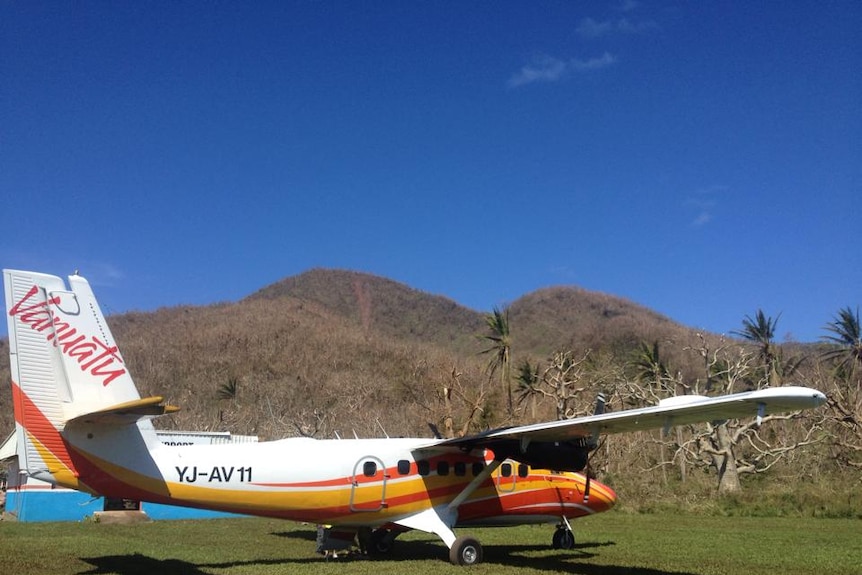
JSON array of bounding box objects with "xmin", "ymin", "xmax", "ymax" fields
[
  {"xmin": 79, "ymin": 536, "xmax": 699, "ymax": 575},
  {"xmin": 336, "ymin": 538, "xmax": 701, "ymax": 575}
]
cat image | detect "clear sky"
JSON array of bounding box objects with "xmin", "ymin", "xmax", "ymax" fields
[{"xmin": 2, "ymin": 2, "xmax": 860, "ymax": 342}]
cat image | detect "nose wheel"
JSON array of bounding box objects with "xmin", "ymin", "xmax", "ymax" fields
[
  {"xmin": 552, "ymin": 523, "xmax": 575, "ymax": 550},
  {"xmin": 449, "ymin": 536, "xmax": 483, "ymax": 565},
  {"xmin": 552, "ymin": 526, "xmax": 575, "ymax": 549}
]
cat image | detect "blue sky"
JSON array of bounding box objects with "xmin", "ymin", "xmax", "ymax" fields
[{"xmin": 2, "ymin": 2, "xmax": 859, "ymax": 342}]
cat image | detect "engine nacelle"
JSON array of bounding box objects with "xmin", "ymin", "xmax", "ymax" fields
[{"xmin": 492, "ymin": 440, "xmax": 589, "ymax": 472}]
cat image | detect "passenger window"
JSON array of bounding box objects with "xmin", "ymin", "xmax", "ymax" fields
[
  {"xmin": 418, "ymin": 460, "xmax": 430, "ymax": 476},
  {"xmin": 397, "ymin": 460, "xmax": 411, "ymax": 475},
  {"xmin": 454, "ymin": 462, "xmax": 466, "ymax": 477},
  {"xmin": 363, "ymin": 461, "xmax": 377, "ymax": 477},
  {"xmin": 500, "ymin": 463, "xmax": 512, "ymax": 477},
  {"xmin": 437, "ymin": 461, "xmax": 450, "ymax": 476},
  {"xmin": 518, "ymin": 464, "xmax": 529, "ymax": 478},
  {"xmin": 472, "ymin": 462, "xmax": 484, "ymax": 476}
]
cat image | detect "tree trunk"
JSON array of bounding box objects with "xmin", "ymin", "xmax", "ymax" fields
[
  {"xmin": 713, "ymin": 423, "xmax": 741, "ymax": 493},
  {"xmin": 442, "ymin": 386, "xmax": 455, "ymax": 439},
  {"xmin": 676, "ymin": 427, "xmax": 687, "ymax": 483}
]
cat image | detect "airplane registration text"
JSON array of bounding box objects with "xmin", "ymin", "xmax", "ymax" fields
[{"xmin": 175, "ymin": 465, "xmax": 253, "ymax": 483}]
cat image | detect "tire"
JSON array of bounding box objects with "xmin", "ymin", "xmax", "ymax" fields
[
  {"xmin": 369, "ymin": 529, "xmax": 393, "ymax": 555},
  {"xmin": 449, "ymin": 536, "xmax": 483, "ymax": 566},
  {"xmin": 552, "ymin": 528, "xmax": 575, "ymax": 550}
]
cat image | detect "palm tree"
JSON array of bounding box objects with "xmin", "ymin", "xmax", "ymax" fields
[
  {"xmin": 480, "ymin": 306, "xmax": 513, "ymax": 418},
  {"xmin": 732, "ymin": 310, "xmax": 780, "ymax": 385},
  {"xmin": 821, "ymin": 306, "xmax": 862, "ymax": 379},
  {"xmin": 515, "ymin": 358, "xmax": 540, "ymax": 418},
  {"xmin": 217, "ymin": 377, "xmax": 239, "ymax": 400},
  {"xmin": 633, "ymin": 341, "xmax": 671, "ymax": 395}
]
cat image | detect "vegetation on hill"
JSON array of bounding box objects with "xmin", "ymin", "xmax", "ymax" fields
[{"xmin": 247, "ymin": 268, "xmax": 486, "ymax": 351}]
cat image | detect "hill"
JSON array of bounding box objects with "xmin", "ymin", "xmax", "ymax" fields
[
  {"xmin": 247, "ymin": 268, "xmax": 486, "ymax": 352},
  {"xmin": 1, "ymin": 269, "xmax": 711, "ymax": 440},
  {"xmin": 245, "ymin": 269, "xmax": 699, "ymax": 359},
  {"xmin": 510, "ymin": 286, "xmax": 693, "ymax": 357}
]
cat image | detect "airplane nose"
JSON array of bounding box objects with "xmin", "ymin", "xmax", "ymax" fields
[
  {"xmin": 587, "ymin": 477, "xmax": 617, "ymax": 512},
  {"xmin": 599, "ymin": 481, "xmax": 618, "ymax": 510}
]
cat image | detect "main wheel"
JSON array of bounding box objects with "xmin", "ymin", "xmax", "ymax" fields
[
  {"xmin": 369, "ymin": 528, "xmax": 394, "ymax": 555},
  {"xmin": 449, "ymin": 536, "xmax": 483, "ymax": 565},
  {"xmin": 552, "ymin": 528, "xmax": 575, "ymax": 550}
]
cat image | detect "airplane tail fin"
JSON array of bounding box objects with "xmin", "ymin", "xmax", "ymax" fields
[{"xmin": 4, "ymin": 269, "xmax": 174, "ymax": 489}]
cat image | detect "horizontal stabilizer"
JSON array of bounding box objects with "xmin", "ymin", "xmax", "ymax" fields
[{"xmin": 66, "ymin": 396, "xmax": 180, "ymax": 426}]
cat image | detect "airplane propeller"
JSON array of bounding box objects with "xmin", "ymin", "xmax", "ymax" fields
[{"xmin": 583, "ymin": 392, "xmax": 606, "ymax": 504}]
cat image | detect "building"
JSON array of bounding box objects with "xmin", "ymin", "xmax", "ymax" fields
[{"xmin": 0, "ymin": 430, "xmax": 258, "ymax": 522}]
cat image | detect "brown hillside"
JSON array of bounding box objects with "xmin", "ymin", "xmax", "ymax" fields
[
  {"xmin": 104, "ymin": 295, "xmax": 479, "ymax": 440},
  {"xmin": 247, "ymin": 268, "xmax": 487, "ymax": 353},
  {"xmin": 1, "ymin": 269, "xmax": 710, "ymax": 438},
  {"xmin": 510, "ymin": 286, "xmax": 700, "ymax": 363}
]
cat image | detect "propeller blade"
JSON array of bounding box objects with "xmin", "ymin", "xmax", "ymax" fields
[
  {"xmin": 585, "ymin": 393, "xmax": 606, "ymax": 451},
  {"xmin": 594, "ymin": 392, "xmax": 606, "ymax": 416},
  {"xmin": 583, "ymin": 457, "xmax": 591, "ymax": 504}
]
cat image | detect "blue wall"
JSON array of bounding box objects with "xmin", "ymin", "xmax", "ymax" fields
[
  {"xmin": 6, "ymin": 490, "xmax": 102, "ymax": 522},
  {"xmin": 5, "ymin": 490, "xmax": 243, "ymax": 522}
]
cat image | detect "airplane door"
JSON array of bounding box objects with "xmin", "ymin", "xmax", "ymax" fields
[
  {"xmin": 495, "ymin": 460, "xmax": 517, "ymax": 493},
  {"xmin": 350, "ymin": 456, "xmax": 387, "ymax": 512}
]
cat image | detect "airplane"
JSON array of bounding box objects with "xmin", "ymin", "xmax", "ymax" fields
[{"xmin": 3, "ymin": 269, "xmax": 826, "ymax": 565}]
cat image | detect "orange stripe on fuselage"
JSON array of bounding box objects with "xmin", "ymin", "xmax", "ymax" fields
[
  {"xmin": 11, "ymin": 381, "xmax": 73, "ymax": 468},
  {"xmin": 11, "ymin": 381, "xmax": 87, "ymax": 489}
]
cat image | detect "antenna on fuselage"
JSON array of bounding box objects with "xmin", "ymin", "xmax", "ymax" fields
[
  {"xmin": 428, "ymin": 422, "xmax": 443, "ymax": 439},
  {"xmin": 375, "ymin": 418, "xmax": 389, "ymax": 438}
]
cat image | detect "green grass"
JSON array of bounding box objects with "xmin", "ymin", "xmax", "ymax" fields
[{"xmin": 1, "ymin": 513, "xmax": 860, "ymax": 575}]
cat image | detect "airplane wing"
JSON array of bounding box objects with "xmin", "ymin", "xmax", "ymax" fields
[{"xmin": 428, "ymin": 386, "xmax": 826, "ymax": 450}]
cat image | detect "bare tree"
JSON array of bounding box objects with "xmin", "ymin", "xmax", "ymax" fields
[
  {"xmin": 517, "ymin": 350, "xmax": 593, "ymax": 421},
  {"xmin": 629, "ymin": 341, "xmax": 686, "ymax": 483},
  {"xmin": 671, "ymin": 335, "xmax": 822, "ymax": 492},
  {"xmin": 439, "ymin": 366, "xmax": 489, "ymax": 438}
]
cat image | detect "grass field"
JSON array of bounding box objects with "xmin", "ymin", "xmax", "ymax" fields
[{"xmin": 1, "ymin": 513, "xmax": 860, "ymax": 575}]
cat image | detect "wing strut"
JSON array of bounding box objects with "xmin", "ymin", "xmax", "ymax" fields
[
  {"xmin": 393, "ymin": 458, "xmax": 501, "ymax": 551},
  {"xmin": 446, "ymin": 460, "xmax": 501, "ymax": 513}
]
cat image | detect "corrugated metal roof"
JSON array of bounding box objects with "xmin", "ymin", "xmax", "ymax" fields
[{"xmin": 156, "ymin": 431, "xmax": 259, "ymax": 445}]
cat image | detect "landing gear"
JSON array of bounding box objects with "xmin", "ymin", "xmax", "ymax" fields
[
  {"xmin": 552, "ymin": 526, "xmax": 575, "ymax": 549},
  {"xmin": 369, "ymin": 528, "xmax": 398, "ymax": 555},
  {"xmin": 552, "ymin": 516, "xmax": 576, "ymax": 550},
  {"xmin": 449, "ymin": 535, "xmax": 483, "ymax": 565}
]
